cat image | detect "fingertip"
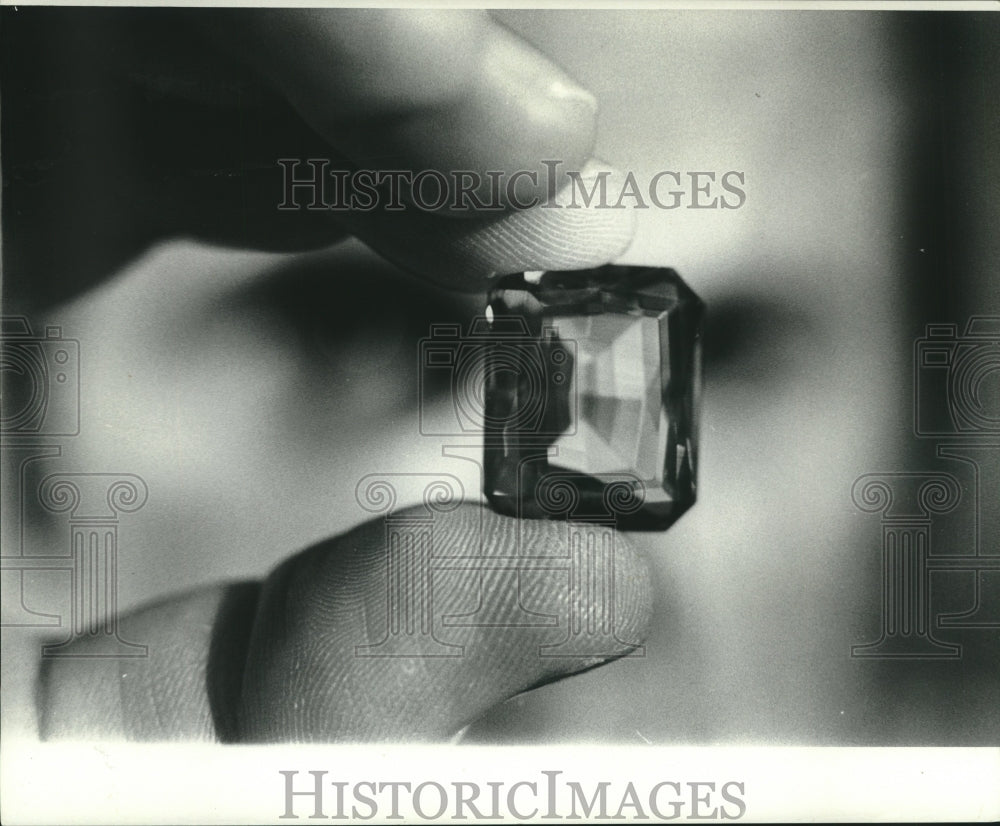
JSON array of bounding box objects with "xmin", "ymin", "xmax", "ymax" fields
[
  {"xmin": 238, "ymin": 504, "xmax": 654, "ymax": 742},
  {"xmin": 336, "ymin": 158, "xmax": 637, "ymax": 290},
  {"xmin": 208, "ymin": 9, "xmax": 598, "ymax": 212}
]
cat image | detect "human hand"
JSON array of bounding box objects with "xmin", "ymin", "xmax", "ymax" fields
[
  {"xmin": 6, "ymin": 7, "xmax": 634, "ymax": 305},
  {"xmin": 18, "ymin": 8, "xmax": 651, "ymax": 742}
]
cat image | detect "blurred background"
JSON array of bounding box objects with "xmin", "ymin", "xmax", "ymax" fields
[{"xmin": 3, "ymin": 9, "xmax": 998, "ymax": 744}]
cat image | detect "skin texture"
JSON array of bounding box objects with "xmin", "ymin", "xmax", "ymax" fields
[
  {"xmin": 202, "ymin": 9, "xmax": 599, "ymax": 205},
  {"xmin": 20, "ymin": 10, "xmax": 996, "ymax": 750},
  {"xmin": 5, "ymin": 9, "xmax": 644, "ymax": 742},
  {"xmin": 3, "ymin": 8, "xmax": 632, "ymax": 305},
  {"xmin": 40, "ymin": 507, "xmax": 652, "ymax": 742}
]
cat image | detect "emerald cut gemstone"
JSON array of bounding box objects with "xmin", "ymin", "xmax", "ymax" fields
[{"xmin": 483, "ymin": 265, "xmax": 704, "ymax": 530}]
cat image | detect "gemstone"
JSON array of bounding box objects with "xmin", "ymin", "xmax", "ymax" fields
[{"xmin": 482, "ymin": 265, "xmax": 704, "ymax": 530}]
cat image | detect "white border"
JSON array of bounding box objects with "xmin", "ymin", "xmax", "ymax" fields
[
  {"xmin": 1, "ymin": 2, "xmax": 997, "ymax": 824},
  {"xmin": 0, "ymin": 1, "xmax": 998, "ymax": 11},
  {"xmin": 3, "ymin": 744, "xmax": 1000, "ymax": 823}
]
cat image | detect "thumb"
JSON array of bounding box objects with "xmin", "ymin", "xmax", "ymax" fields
[
  {"xmin": 239, "ymin": 504, "xmax": 652, "ymax": 742},
  {"xmin": 38, "ymin": 505, "xmax": 652, "ymax": 742}
]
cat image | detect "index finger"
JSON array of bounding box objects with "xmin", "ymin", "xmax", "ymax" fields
[{"xmin": 198, "ymin": 9, "xmax": 598, "ymax": 209}]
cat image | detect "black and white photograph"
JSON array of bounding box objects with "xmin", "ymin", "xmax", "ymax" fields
[{"xmin": 1, "ymin": 1, "xmax": 998, "ymax": 823}]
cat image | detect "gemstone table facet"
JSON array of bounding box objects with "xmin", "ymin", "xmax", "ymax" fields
[{"xmin": 482, "ymin": 266, "xmax": 704, "ymax": 530}]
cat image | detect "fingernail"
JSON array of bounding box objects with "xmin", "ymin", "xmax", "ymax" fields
[
  {"xmin": 546, "ymin": 76, "xmax": 598, "ymax": 112},
  {"xmin": 483, "ymin": 27, "xmax": 597, "ymax": 123}
]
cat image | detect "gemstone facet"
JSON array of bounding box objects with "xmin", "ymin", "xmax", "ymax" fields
[{"xmin": 483, "ymin": 265, "xmax": 704, "ymax": 530}]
